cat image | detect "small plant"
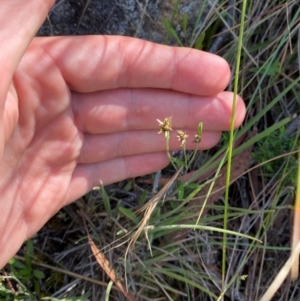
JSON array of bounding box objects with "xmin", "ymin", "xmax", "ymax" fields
[
  {"xmin": 252, "ymin": 126, "xmax": 297, "ymax": 186},
  {"xmin": 1, "ymin": 240, "xmax": 45, "ymax": 300},
  {"xmin": 157, "ymin": 116, "xmax": 202, "ymax": 171}
]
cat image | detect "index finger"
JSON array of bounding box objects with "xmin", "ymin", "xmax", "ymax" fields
[{"xmin": 34, "ymin": 35, "xmax": 231, "ymax": 96}]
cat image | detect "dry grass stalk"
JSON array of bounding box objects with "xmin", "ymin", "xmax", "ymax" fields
[
  {"xmin": 130, "ymin": 166, "xmax": 183, "ymax": 249},
  {"xmin": 81, "ymin": 211, "xmax": 138, "ymax": 301},
  {"xmin": 291, "ymin": 146, "xmax": 300, "ymax": 280},
  {"xmin": 260, "ymin": 241, "xmax": 300, "ymax": 301}
]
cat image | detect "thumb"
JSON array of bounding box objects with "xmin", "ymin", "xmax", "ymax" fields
[{"xmin": 0, "ymin": 0, "xmax": 55, "ymax": 103}]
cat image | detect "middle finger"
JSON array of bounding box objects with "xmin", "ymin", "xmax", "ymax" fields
[{"xmin": 72, "ymin": 89, "xmax": 245, "ymax": 134}]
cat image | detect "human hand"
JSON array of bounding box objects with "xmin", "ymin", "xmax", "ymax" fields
[{"xmin": 0, "ymin": 0, "xmax": 245, "ymax": 268}]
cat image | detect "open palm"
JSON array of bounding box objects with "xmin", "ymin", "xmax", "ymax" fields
[{"xmin": 0, "ymin": 1, "xmax": 245, "ymax": 268}]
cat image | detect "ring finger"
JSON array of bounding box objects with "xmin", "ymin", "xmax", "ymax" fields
[{"xmin": 77, "ymin": 129, "xmax": 221, "ymax": 164}]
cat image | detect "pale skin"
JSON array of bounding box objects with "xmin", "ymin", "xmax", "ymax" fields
[{"xmin": 0, "ymin": 0, "xmax": 246, "ymax": 268}]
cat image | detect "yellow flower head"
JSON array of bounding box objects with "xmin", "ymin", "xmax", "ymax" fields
[
  {"xmin": 193, "ymin": 134, "xmax": 202, "ymax": 144},
  {"xmin": 193, "ymin": 122, "xmax": 203, "ymax": 144},
  {"xmin": 177, "ymin": 130, "xmax": 189, "ymax": 147},
  {"xmin": 157, "ymin": 117, "xmax": 173, "ymax": 137}
]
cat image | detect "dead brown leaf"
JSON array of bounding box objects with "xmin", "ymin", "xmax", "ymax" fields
[{"xmin": 81, "ymin": 211, "xmax": 139, "ymax": 301}]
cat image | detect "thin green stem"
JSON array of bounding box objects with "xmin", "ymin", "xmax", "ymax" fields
[
  {"xmin": 222, "ymin": 0, "xmax": 247, "ymax": 296},
  {"xmin": 183, "ymin": 146, "xmax": 188, "ymax": 169},
  {"xmin": 165, "ymin": 132, "xmax": 177, "ymax": 170}
]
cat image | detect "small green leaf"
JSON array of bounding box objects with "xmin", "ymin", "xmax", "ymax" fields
[
  {"xmin": 25, "ymin": 240, "xmax": 34, "ymax": 268},
  {"xmin": 25, "ymin": 240, "xmax": 34, "ymax": 256},
  {"xmin": 17, "ymin": 268, "xmax": 31, "ymax": 277},
  {"xmin": 171, "ymin": 157, "xmax": 185, "ymax": 167},
  {"xmin": 34, "ymin": 278, "xmax": 41, "ymax": 296},
  {"xmin": 162, "ymin": 17, "xmax": 183, "ymax": 46},
  {"xmin": 139, "ymin": 190, "xmax": 148, "ymax": 206},
  {"xmin": 105, "ymin": 280, "xmax": 114, "ymax": 301},
  {"xmin": 33, "ymin": 269, "xmax": 45, "ymax": 279},
  {"xmin": 194, "ymin": 32, "xmax": 205, "ymax": 50},
  {"xmin": 185, "ymin": 182, "xmax": 201, "ymax": 190},
  {"xmin": 9, "ymin": 258, "xmax": 27, "ymax": 269},
  {"xmin": 123, "ymin": 181, "xmax": 132, "ymax": 191},
  {"xmin": 250, "ymin": 59, "xmax": 281, "ymax": 76},
  {"xmin": 118, "ymin": 207, "xmax": 140, "ymax": 225},
  {"xmin": 96, "ymin": 181, "xmax": 111, "ymax": 216},
  {"xmin": 177, "ymin": 182, "xmax": 185, "ymax": 199},
  {"xmin": 182, "ymin": 13, "xmax": 188, "ymax": 35}
]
